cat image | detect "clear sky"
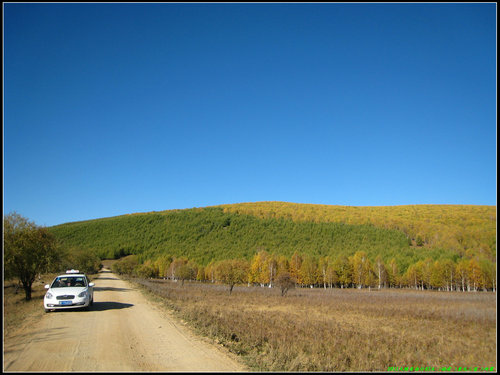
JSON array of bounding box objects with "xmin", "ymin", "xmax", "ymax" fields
[{"xmin": 3, "ymin": 3, "xmax": 497, "ymax": 227}]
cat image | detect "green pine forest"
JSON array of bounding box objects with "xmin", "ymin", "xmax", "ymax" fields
[{"xmin": 48, "ymin": 202, "xmax": 496, "ymax": 291}]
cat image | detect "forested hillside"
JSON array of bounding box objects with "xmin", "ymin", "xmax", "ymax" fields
[
  {"xmin": 49, "ymin": 207, "xmax": 436, "ymax": 268},
  {"xmin": 49, "ymin": 203, "xmax": 496, "ymax": 291},
  {"xmin": 220, "ymin": 202, "xmax": 496, "ymax": 259}
]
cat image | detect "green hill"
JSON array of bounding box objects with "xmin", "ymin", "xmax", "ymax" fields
[
  {"xmin": 220, "ymin": 202, "xmax": 496, "ymax": 259},
  {"xmin": 47, "ymin": 203, "xmax": 494, "ymax": 273}
]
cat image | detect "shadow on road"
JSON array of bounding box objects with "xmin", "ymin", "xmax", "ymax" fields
[
  {"xmin": 95, "ymin": 277, "xmax": 119, "ymax": 280},
  {"xmin": 49, "ymin": 302, "xmax": 133, "ymax": 313},
  {"xmin": 90, "ymin": 301, "xmax": 134, "ymax": 311}
]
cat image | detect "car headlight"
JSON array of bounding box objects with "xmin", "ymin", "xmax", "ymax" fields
[
  {"xmin": 46, "ymin": 291, "xmax": 53, "ymax": 299},
  {"xmin": 78, "ymin": 290, "xmax": 88, "ymax": 298}
]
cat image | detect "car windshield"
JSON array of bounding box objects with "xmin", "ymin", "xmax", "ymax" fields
[{"xmin": 51, "ymin": 276, "xmax": 87, "ymax": 288}]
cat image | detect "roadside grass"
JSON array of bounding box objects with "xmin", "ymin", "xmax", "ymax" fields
[
  {"xmin": 130, "ymin": 279, "xmax": 497, "ymax": 372},
  {"xmin": 3, "ymin": 274, "xmax": 57, "ymax": 337}
]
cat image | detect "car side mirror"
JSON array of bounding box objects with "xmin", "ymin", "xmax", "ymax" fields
[
  {"xmin": 45, "ymin": 284, "xmax": 50, "ymax": 289},
  {"xmin": 89, "ymin": 283, "xmax": 95, "ymax": 287}
]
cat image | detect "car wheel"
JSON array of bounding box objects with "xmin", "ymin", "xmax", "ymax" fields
[{"xmin": 45, "ymin": 308, "xmax": 50, "ymax": 313}]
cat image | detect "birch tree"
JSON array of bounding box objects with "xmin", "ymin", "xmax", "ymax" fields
[
  {"xmin": 456, "ymin": 259, "xmax": 469, "ymax": 292},
  {"xmin": 299, "ymin": 255, "xmax": 319, "ymax": 288},
  {"xmin": 375, "ymin": 256, "xmax": 387, "ymax": 289},
  {"xmin": 319, "ymin": 256, "xmax": 330, "ymax": 289},
  {"xmin": 351, "ymin": 251, "xmax": 370, "ymax": 289},
  {"xmin": 333, "ymin": 255, "xmax": 351, "ymax": 288},
  {"xmin": 290, "ymin": 251, "xmax": 303, "ymax": 285},
  {"xmin": 387, "ymin": 258, "xmax": 400, "ymax": 288}
]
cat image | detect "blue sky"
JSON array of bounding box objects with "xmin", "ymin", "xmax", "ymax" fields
[{"xmin": 3, "ymin": 3, "xmax": 497, "ymax": 226}]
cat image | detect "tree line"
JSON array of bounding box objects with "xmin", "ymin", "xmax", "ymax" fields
[{"xmin": 112, "ymin": 249, "xmax": 496, "ymax": 293}]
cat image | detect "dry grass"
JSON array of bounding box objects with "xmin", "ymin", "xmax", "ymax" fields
[
  {"xmin": 133, "ymin": 279, "xmax": 497, "ymax": 372},
  {"xmin": 3, "ymin": 274, "xmax": 58, "ymax": 337}
]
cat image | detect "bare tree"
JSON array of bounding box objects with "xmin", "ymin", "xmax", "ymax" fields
[{"xmin": 275, "ymin": 272, "xmax": 296, "ymax": 296}]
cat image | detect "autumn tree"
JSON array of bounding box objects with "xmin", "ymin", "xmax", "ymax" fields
[
  {"xmin": 266, "ymin": 254, "xmax": 278, "ymax": 288},
  {"xmin": 351, "ymin": 251, "xmax": 372, "ymax": 289},
  {"xmin": 4, "ymin": 212, "xmax": 60, "ymax": 300},
  {"xmin": 420, "ymin": 258, "xmax": 433, "ymax": 290},
  {"xmin": 441, "ymin": 259, "xmax": 456, "ymax": 291},
  {"xmin": 430, "ymin": 260, "xmax": 445, "ymax": 290},
  {"xmin": 155, "ymin": 254, "xmax": 173, "ymax": 279},
  {"xmin": 333, "ymin": 255, "xmax": 351, "ymax": 288},
  {"xmin": 205, "ymin": 259, "xmax": 217, "ymax": 283},
  {"xmin": 215, "ymin": 259, "xmax": 249, "ymax": 294},
  {"xmin": 60, "ymin": 247, "xmax": 102, "ymax": 275},
  {"xmin": 135, "ymin": 260, "xmax": 158, "ymax": 278},
  {"xmin": 249, "ymin": 250, "xmax": 272, "ymax": 286},
  {"xmin": 289, "ymin": 251, "xmax": 303, "ymax": 285},
  {"xmin": 300, "ymin": 254, "xmax": 319, "ymax": 287},
  {"xmin": 325, "ymin": 261, "xmax": 338, "ymax": 288},
  {"xmin": 187, "ymin": 260, "xmax": 199, "ymax": 280},
  {"xmin": 478, "ymin": 258, "xmax": 496, "ymax": 291},
  {"xmin": 365, "ymin": 265, "xmax": 376, "ymax": 289},
  {"xmin": 276, "ymin": 255, "xmax": 290, "ymax": 276},
  {"xmin": 407, "ymin": 260, "xmax": 429, "ymax": 290},
  {"xmin": 404, "ymin": 263, "xmax": 422, "ymax": 290},
  {"xmin": 387, "ymin": 258, "xmax": 400, "ymax": 288},
  {"xmin": 196, "ymin": 265, "xmax": 206, "ymax": 282},
  {"xmin": 112, "ymin": 254, "xmax": 139, "ymax": 275},
  {"xmin": 168, "ymin": 257, "xmax": 188, "ymax": 281},
  {"xmin": 468, "ymin": 258, "xmax": 482, "ymax": 291},
  {"xmin": 456, "ymin": 259, "xmax": 469, "ymax": 292},
  {"xmin": 375, "ymin": 256, "xmax": 387, "ymax": 289},
  {"xmin": 318, "ymin": 256, "xmax": 330, "ymax": 289},
  {"xmin": 176, "ymin": 263, "xmax": 196, "ymax": 286}
]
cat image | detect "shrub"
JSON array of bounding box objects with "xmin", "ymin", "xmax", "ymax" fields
[{"xmin": 275, "ymin": 272, "xmax": 296, "ymax": 296}]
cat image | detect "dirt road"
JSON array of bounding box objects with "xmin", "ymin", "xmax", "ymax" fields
[{"xmin": 3, "ymin": 268, "xmax": 246, "ymax": 372}]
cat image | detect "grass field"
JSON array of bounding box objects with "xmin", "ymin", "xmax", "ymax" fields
[{"xmin": 133, "ymin": 279, "xmax": 497, "ymax": 372}]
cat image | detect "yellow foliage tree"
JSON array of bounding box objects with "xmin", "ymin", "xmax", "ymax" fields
[
  {"xmin": 468, "ymin": 258, "xmax": 483, "ymax": 291},
  {"xmin": 215, "ymin": 258, "xmax": 249, "ymax": 294},
  {"xmin": 289, "ymin": 251, "xmax": 303, "ymax": 285},
  {"xmin": 299, "ymin": 254, "xmax": 319, "ymax": 287},
  {"xmin": 456, "ymin": 259, "xmax": 469, "ymax": 292}
]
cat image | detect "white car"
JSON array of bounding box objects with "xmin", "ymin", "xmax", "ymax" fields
[{"xmin": 44, "ymin": 270, "xmax": 95, "ymax": 312}]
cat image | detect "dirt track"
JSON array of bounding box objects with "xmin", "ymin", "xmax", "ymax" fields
[{"xmin": 3, "ymin": 268, "xmax": 246, "ymax": 372}]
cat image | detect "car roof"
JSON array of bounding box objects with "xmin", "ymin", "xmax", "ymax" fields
[{"xmin": 56, "ymin": 274, "xmax": 86, "ymax": 278}]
